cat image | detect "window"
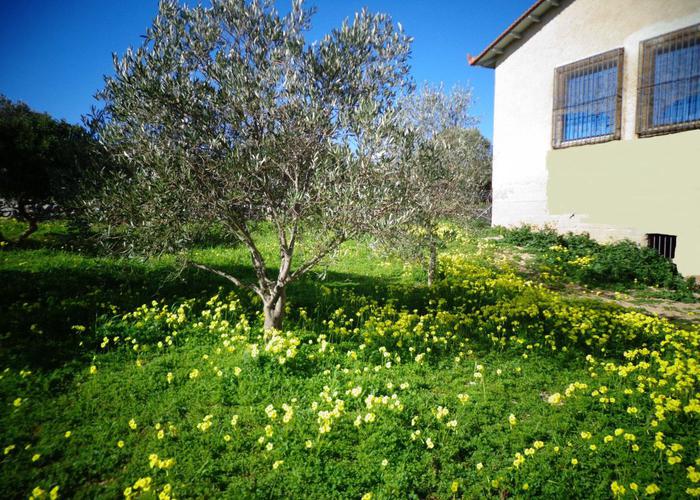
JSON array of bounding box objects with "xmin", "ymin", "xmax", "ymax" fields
[
  {"xmin": 637, "ymin": 23, "xmax": 700, "ymax": 136},
  {"xmin": 552, "ymin": 49, "xmax": 624, "ymax": 148},
  {"xmin": 646, "ymin": 233, "xmax": 677, "ymax": 260}
]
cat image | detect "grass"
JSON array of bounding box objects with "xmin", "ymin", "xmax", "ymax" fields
[{"xmin": 1, "ymin": 220, "xmax": 699, "ymax": 499}]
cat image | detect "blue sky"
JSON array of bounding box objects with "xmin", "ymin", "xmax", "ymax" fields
[{"xmin": 0, "ymin": 0, "xmax": 533, "ymax": 140}]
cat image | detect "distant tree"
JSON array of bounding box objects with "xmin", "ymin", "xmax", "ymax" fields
[
  {"xmin": 441, "ymin": 127, "xmax": 492, "ymax": 208},
  {"xmin": 386, "ymin": 84, "xmax": 492, "ymax": 285},
  {"xmin": 0, "ymin": 95, "xmax": 102, "ymax": 243},
  {"xmin": 89, "ymin": 0, "xmax": 414, "ymax": 330}
]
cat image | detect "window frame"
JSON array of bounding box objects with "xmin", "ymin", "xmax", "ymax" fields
[
  {"xmin": 552, "ymin": 48, "xmax": 624, "ymax": 149},
  {"xmin": 636, "ymin": 23, "xmax": 700, "ymax": 137}
]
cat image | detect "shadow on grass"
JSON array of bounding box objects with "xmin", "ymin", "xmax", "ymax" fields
[{"xmin": 0, "ymin": 252, "xmax": 423, "ymax": 371}]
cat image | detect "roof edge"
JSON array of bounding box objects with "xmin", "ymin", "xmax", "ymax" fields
[{"xmin": 469, "ymin": 0, "xmax": 563, "ymax": 68}]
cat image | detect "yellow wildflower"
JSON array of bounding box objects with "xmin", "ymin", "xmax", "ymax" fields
[
  {"xmin": 611, "ymin": 481, "xmax": 626, "ymax": 497},
  {"xmin": 689, "ymin": 466, "xmax": 700, "ymax": 483},
  {"xmin": 645, "ymin": 484, "xmax": 660, "ymax": 495},
  {"xmin": 547, "ymin": 393, "xmax": 562, "ymax": 405}
]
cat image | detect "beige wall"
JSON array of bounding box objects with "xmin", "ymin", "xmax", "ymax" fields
[
  {"xmin": 547, "ymin": 130, "xmax": 700, "ymax": 275},
  {"xmin": 491, "ymin": 0, "xmax": 700, "ymax": 274}
]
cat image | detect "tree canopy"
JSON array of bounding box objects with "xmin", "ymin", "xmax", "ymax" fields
[{"xmin": 0, "ymin": 95, "xmax": 102, "ymax": 242}]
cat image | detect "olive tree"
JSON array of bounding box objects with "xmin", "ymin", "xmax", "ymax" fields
[
  {"xmin": 89, "ymin": 0, "xmax": 413, "ymax": 329},
  {"xmin": 389, "ymin": 84, "xmax": 491, "ymax": 285}
]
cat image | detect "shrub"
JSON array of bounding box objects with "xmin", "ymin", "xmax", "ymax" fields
[{"xmin": 499, "ymin": 225, "xmax": 696, "ymax": 299}]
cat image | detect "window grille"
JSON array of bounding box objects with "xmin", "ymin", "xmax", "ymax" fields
[
  {"xmin": 552, "ymin": 48, "xmax": 624, "ymax": 148},
  {"xmin": 637, "ymin": 23, "xmax": 700, "ymax": 136},
  {"xmin": 646, "ymin": 233, "xmax": 677, "ymax": 260}
]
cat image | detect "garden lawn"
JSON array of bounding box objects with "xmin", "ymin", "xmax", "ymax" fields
[{"xmin": 1, "ymin": 223, "xmax": 699, "ymax": 499}]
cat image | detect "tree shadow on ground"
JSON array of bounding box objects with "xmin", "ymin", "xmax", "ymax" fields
[{"xmin": 0, "ymin": 254, "xmax": 426, "ymax": 371}]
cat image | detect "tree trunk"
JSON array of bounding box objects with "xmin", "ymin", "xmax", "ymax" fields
[
  {"xmin": 427, "ymin": 241, "xmax": 437, "ymax": 286},
  {"xmin": 17, "ymin": 200, "xmax": 38, "ymax": 243},
  {"xmin": 263, "ymin": 287, "xmax": 286, "ymax": 331},
  {"xmin": 18, "ymin": 218, "xmax": 38, "ymax": 242}
]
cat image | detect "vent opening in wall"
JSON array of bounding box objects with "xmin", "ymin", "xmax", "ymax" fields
[{"xmin": 646, "ymin": 233, "xmax": 677, "ymax": 260}]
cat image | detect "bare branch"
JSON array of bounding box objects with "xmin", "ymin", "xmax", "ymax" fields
[
  {"xmin": 192, "ymin": 262, "xmax": 262, "ymax": 298},
  {"xmin": 287, "ymin": 235, "xmax": 345, "ymax": 284}
]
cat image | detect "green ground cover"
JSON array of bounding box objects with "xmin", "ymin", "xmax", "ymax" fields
[
  {"xmin": 1, "ymin": 221, "xmax": 699, "ymax": 499},
  {"xmin": 495, "ymin": 225, "xmax": 697, "ymax": 302}
]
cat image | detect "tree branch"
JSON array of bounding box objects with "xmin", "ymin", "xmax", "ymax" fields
[
  {"xmin": 229, "ymin": 219, "xmax": 272, "ymax": 290},
  {"xmin": 192, "ymin": 262, "xmax": 262, "ymax": 297},
  {"xmin": 286, "ymin": 234, "xmax": 344, "ymax": 284}
]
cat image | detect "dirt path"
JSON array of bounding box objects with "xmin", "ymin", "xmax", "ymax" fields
[{"xmin": 564, "ymin": 285, "xmax": 700, "ymax": 323}]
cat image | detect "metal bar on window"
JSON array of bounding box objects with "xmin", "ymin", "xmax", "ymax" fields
[
  {"xmin": 552, "ymin": 48, "xmax": 624, "ymax": 148},
  {"xmin": 637, "ymin": 23, "xmax": 700, "ymax": 136}
]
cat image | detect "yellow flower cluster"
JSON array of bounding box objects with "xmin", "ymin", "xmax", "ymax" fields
[
  {"xmin": 148, "ymin": 453, "xmax": 175, "ymax": 469},
  {"xmin": 196, "ymin": 414, "xmax": 213, "ymax": 432},
  {"xmin": 124, "ymin": 477, "xmax": 151, "ymax": 499},
  {"xmin": 568, "ymin": 255, "xmax": 594, "ymax": 267},
  {"xmin": 261, "ymin": 329, "xmax": 300, "ymax": 365},
  {"xmin": 433, "ymin": 406, "xmax": 449, "ymax": 421},
  {"xmin": 317, "ymin": 399, "xmax": 345, "ymax": 434},
  {"xmin": 29, "ymin": 485, "xmax": 59, "ymax": 500}
]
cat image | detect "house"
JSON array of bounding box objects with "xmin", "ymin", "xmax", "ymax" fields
[{"xmin": 469, "ymin": 0, "xmax": 700, "ymax": 276}]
